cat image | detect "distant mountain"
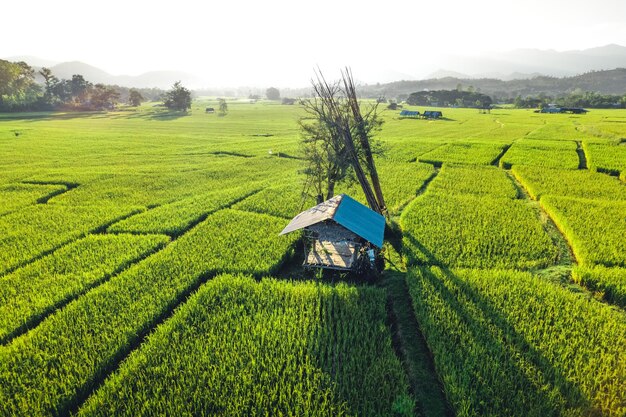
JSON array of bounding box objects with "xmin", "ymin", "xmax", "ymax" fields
[
  {"xmin": 362, "ymin": 68, "xmax": 626, "ymax": 100},
  {"xmin": 49, "ymin": 61, "xmax": 112, "ymax": 83},
  {"xmin": 2, "ymin": 58, "xmax": 204, "ymax": 89},
  {"xmin": 5, "ymin": 55, "xmax": 59, "ymax": 68},
  {"xmin": 434, "ymin": 45, "xmax": 626, "ymax": 80},
  {"xmin": 111, "ymin": 71, "xmax": 205, "ymax": 89},
  {"xmin": 47, "ymin": 62, "xmax": 202, "ymax": 89},
  {"xmin": 427, "ymin": 69, "xmax": 472, "ymax": 79}
]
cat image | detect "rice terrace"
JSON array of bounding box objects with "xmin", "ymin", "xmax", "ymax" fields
[{"xmin": 0, "ymin": 95, "xmax": 625, "ymax": 416}]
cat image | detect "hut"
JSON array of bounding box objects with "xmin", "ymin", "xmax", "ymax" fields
[
  {"xmin": 399, "ymin": 110, "xmax": 420, "ymax": 118},
  {"xmin": 423, "ymin": 110, "xmax": 443, "ymax": 119},
  {"xmin": 279, "ymin": 194, "xmax": 385, "ymax": 271}
]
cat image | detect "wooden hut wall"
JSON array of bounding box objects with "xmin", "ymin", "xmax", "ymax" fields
[{"xmin": 305, "ymin": 222, "xmax": 361, "ymax": 269}]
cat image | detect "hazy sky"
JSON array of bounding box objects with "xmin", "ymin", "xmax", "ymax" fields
[{"xmin": 2, "ymin": 0, "xmax": 625, "ymax": 86}]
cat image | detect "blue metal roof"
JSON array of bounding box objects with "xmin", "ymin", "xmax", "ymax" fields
[
  {"xmin": 333, "ymin": 195, "xmax": 385, "ymax": 247},
  {"xmin": 279, "ymin": 194, "xmax": 385, "ymax": 248}
]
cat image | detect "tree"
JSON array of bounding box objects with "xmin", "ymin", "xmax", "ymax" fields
[
  {"xmin": 128, "ymin": 89, "xmax": 144, "ymax": 106},
  {"xmin": 218, "ymin": 98, "xmax": 228, "ymax": 116},
  {"xmin": 266, "ymin": 87, "xmax": 280, "ymax": 101},
  {"xmin": 70, "ymin": 74, "xmax": 91, "ymax": 105},
  {"xmin": 39, "ymin": 67, "xmax": 59, "ymax": 106},
  {"xmin": 300, "ymin": 69, "xmax": 385, "ymax": 214},
  {"xmin": 0, "ymin": 60, "xmax": 41, "ymax": 111},
  {"xmin": 90, "ymin": 84, "xmax": 120, "ymax": 110},
  {"xmin": 163, "ymin": 81, "xmax": 191, "ymax": 111}
]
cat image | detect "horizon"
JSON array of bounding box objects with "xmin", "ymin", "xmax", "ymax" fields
[{"xmin": 3, "ymin": 0, "xmax": 626, "ymax": 88}]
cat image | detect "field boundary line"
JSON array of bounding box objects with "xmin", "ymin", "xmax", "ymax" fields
[
  {"xmin": 384, "ymin": 272, "xmax": 455, "ymax": 417},
  {"xmin": 0, "ymin": 208, "xmax": 144, "ymax": 278},
  {"xmin": 490, "ymin": 144, "xmax": 512, "ymax": 167},
  {"xmin": 0, "ymin": 235, "xmax": 170, "ymax": 346},
  {"xmin": 106, "ymin": 188, "xmax": 263, "ymax": 238},
  {"xmin": 68, "ymin": 269, "xmax": 220, "ymax": 416},
  {"xmin": 21, "ymin": 180, "xmax": 80, "ymax": 203},
  {"xmin": 504, "ymin": 169, "xmax": 576, "ymax": 267},
  {"xmin": 575, "ymin": 141, "xmax": 588, "ymax": 170}
]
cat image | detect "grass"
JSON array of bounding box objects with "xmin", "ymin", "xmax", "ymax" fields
[{"xmin": 1, "ymin": 103, "xmax": 625, "ymax": 417}]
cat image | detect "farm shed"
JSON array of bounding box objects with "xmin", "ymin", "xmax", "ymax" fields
[
  {"xmin": 400, "ymin": 110, "xmax": 420, "ymax": 118},
  {"xmin": 279, "ymin": 194, "xmax": 385, "ymax": 271},
  {"xmin": 423, "ymin": 111, "xmax": 443, "ymax": 119}
]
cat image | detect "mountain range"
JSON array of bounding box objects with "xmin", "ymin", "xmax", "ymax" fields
[
  {"xmin": 3, "ymin": 58, "xmax": 202, "ymax": 89},
  {"xmin": 4, "ymin": 44, "xmax": 626, "ymax": 90}
]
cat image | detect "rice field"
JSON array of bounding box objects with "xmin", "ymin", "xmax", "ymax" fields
[{"xmin": 1, "ymin": 102, "xmax": 625, "ymax": 416}]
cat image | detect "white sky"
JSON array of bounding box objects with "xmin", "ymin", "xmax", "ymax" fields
[{"xmin": 2, "ymin": 0, "xmax": 625, "ymax": 87}]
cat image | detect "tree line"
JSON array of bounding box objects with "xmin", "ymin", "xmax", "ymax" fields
[
  {"xmin": 0, "ymin": 59, "xmax": 164, "ymax": 112},
  {"xmin": 512, "ymin": 90, "xmax": 626, "ymax": 109},
  {"xmin": 406, "ymin": 90, "xmax": 493, "ymax": 108}
]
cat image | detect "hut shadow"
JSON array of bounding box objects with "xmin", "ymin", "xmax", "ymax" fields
[{"xmin": 402, "ymin": 232, "xmax": 591, "ymax": 415}]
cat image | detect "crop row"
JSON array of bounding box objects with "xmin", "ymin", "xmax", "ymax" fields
[
  {"xmin": 0, "ymin": 209, "xmax": 298, "ymax": 416},
  {"xmin": 406, "ymin": 266, "xmax": 626, "ymax": 417},
  {"xmin": 418, "ymin": 141, "xmax": 509, "ymax": 166},
  {"xmin": 109, "ymin": 185, "xmax": 261, "ymax": 236},
  {"xmin": 540, "ymin": 196, "xmax": 626, "ymax": 268},
  {"xmin": 0, "ymin": 234, "xmax": 168, "ymax": 343},
  {"xmin": 232, "ymin": 181, "xmax": 314, "ymax": 219},
  {"xmin": 0, "ymin": 204, "xmax": 141, "ymax": 276},
  {"xmin": 380, "ymin": 139, "xmax": 442, "ymax": 162},
  {"xmin": 0, "ymin": 183, "xmax": 66, "ymax": 215},
  {"xmin": 512, "ymin": 165, "xmax": 626, "ymax": 201},
  {"xmin": 78, "ymin": 274, "xmax": 411, "ymax": 417},
  {"xmin": 428, "ymin": 164, "xmax": 518, "ymax": 199},
  {"xmin": 48, "ymin": 156, "xmax": 302, "ymax": 208},
  {"xmin": 572, "ymin": 265, "xmax": 626, "ymax": 308},
  {"xmin": 500, "ymin": 139, "xmax": 579, "ymax": 169},
  {"xmin": 401, "ymin": 193, "xmax": 558, "ymax": 269},
  {"xmin": 583, "ymin": 142, "xmax": 626, "ymax": 179},
  {"xmin": 340, "ymin": 161, "xmax": 436, "ymax": 215}
]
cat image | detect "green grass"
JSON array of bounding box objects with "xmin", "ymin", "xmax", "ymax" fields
[
  {"xmin": 512, "ymin": 165, "xmax": 626, "ymax": 200},
  {"xmin": 428, "ymin": 164, "xmax": 519, "ymax": 199},
  {"xmin": 501, "ymin": 139, "xmax": 579, "ymax": 169},
  {"xmin": 78, "ymin": 275, "xmax": 410, "ymax": 417},
  {"xmin": 1, "ymin": 104, "xmax": 625, "ymax": 417},
  {"xmin": 0, "ymin": 234, "xmax": 168, "ymax": 342},
  {"xmin": 541, "ymin": 196, "xmax": 626, "ymax": 268},
  {"xmin": 407, "ymin": 266, "xmax": 626, "ymax": 417},
  {"xmin": 401, "ymin": 193, "xmax": 558, "ymax": 269},
  {"xmin": 0, "ymin": 210, "xmax": 298, "ymax": 417}
]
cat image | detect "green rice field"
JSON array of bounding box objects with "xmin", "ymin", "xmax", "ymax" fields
[{"xmin": 1, "ymin": 101, "xmax": 625, "ymax": 416}]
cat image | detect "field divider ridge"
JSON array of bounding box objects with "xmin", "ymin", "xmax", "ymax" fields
[
  {"xmin": 0, "ymin": 208, "xmax": 145, "ymax": 278},
  {"xmin": 504, "ymin": 169, "xmax": 576, "ymax": 268},
  {"xmin": 67, "ymin": 269, "xmax": 221, "ymax": 416},
  {"xmin": 491, "ymin": 144, "xmax": 512, "ymax": 167},
  {"xmin": 0, "ymin": 234, "xmax": 170, "ymax": 346},
  {"xmin": 383, "ymin": 269, "xmax": 454, "ymax": 417},
  {"xmin": 21, "ymin": 180, "xmax": 80, "ymax": 203},
  {"xmin": 575, "ymin": 141, "xmax": 588, "ymax": 170}
]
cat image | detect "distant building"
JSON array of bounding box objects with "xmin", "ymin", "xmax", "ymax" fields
[
  {"xmin": 423, "ymin": 110, "xmax": 443, "ymax": 119},
  {"xmin": 539, "ymin": 107, "xmax": 588, "ymax": 114},
  {"xmin": 399, "ymin": 110, "xmax": 420, "ymax": 118},
  {"xmin": 279, "ymin": 194, "xmax": 385, "ymax": 271}
]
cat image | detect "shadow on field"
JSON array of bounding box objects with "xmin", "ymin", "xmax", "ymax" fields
[
  {"xmin": 3, "ymin": 112, "xmax": 108, "ymax": 123},
  {"xmin": 402, "ymin": 231, "xmax": 591, "ymax": 415},
  {"xmin": 110, "ymin": 109, "xmax": 190, "ymax": 121}
]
